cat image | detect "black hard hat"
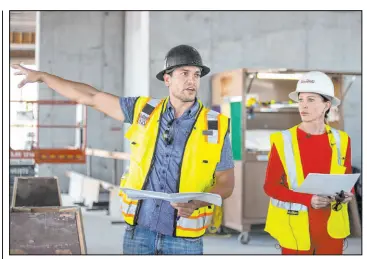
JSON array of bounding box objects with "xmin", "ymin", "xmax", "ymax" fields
[{"xmin": 156, "ymin": 45, "xmax": 210, "ymax": 81}]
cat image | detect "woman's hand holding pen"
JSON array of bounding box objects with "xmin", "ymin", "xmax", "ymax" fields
[
  {"xmin": 311, "ymin": 191, "xmax": 354, "ymax": 209},
  {"xmin": 311, "ymin": 195, "xmax": 333, "ymax": 209}
]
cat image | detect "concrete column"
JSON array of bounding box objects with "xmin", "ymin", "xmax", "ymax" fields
[{"xmin": 122, "ymin": 11, "xmax": 150, "ymax": 171}]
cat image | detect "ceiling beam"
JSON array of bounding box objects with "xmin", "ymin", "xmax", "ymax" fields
[{"xmin": 10, "ymin": 50, "xmax": 35, "ymax": 59}]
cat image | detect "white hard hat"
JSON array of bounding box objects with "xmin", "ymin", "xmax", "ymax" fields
[{"xmin": 289, "ymin": 71, "xmax": 340, "ymax": 107}]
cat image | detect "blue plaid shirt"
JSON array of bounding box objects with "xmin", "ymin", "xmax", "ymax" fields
[{"xmin": 120, "ymin": 97, "xmax": 234, "ymax": 236}]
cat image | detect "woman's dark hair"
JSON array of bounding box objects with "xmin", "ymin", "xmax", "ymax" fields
[{"xmin": 298, "ymin": 93, "xmax": 331, "ymax": 123}]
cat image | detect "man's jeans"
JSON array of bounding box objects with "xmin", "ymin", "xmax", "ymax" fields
[{"xmin": 123, "ymin": 225, "xmax": 203, "ymax": 255}]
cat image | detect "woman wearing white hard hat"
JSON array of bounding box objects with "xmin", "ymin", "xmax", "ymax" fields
[{"xmin": 263, "ymin": 71, "xmax": 354, "ymax": 254}]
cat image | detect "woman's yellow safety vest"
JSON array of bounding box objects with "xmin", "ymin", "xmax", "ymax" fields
[
  {"xmin": 264, "ymin": 124, "xmax": 350, "ymax": 250},
  {"xmin": 118, "ymin": 96, "xmax": 229, "ymax": 238}
]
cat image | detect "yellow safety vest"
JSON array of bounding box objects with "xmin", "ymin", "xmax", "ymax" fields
[
  {"xmin": 118, "ymin": 96, "xmax": 229, "ymax": 238},
  {"xmin": 264, "ymin": 124, "xmax": 350, "ymax": 250}
]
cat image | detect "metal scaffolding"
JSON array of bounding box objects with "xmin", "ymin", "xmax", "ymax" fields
[{"xmin": 10, "ymin": 99, "xmax": 87, "ymax": 164}]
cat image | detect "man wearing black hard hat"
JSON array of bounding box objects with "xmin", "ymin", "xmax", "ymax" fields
[
  {"xmin": 12, "ymin": 44, "xmax": 235, "ymax": 255},
  {"xmin": 155, "ymin": 44, "xmax": 211, "ymax": 81}
]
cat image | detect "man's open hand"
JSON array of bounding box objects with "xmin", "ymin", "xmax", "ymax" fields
[{"xmin": 12, "ymin": 64, "xmax": 43, "ymax": 88}]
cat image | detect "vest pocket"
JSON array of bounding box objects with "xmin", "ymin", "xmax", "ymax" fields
[
  {"xmin": 177, "ymin": 206, "xmax": 214, "ymax": 233},
  {"xmin": 198, "ymin": 159, "xmax": 217, "ymax": 190},
  {"xmin": 177, "ymin": 208, "xmax": 206, "ymax": 230},
  {"xmin": 265, "ymin": 202, "xmax": 310, "ymax": 250},
  {"xmin": 327, "ymin": 203, "xmax": 350, "ymax": 238},
  {"xmin": 128, "ymin": 126, "xmax": 148, "ymax": 161},
  {"xmin": 199, "ymin": 148, "xmax": 220, "ymax": 178}
]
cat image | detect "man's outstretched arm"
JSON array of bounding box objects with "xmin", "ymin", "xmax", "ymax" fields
[{"xmin": 12, "ymin": 64, "xmax": 125, "ymax": 122}]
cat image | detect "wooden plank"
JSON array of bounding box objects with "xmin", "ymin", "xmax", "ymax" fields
[
  {"xmin": 10, "ymin": 207, "xmax": 86, "ymax": 254},
  {"xmin": 85, "ymin": 148, "xmax": 130, "ymax": 160},
  {"xmin": 11, "ymin": 181, "xmax": 18, "ymax": 208},
  {"xmin": 10, "ymin": 49, "xmax": 35, "ymax": 59},
  {"xmin": 12, "ymin": 177, "xmax": 62, "ymax": 207},
  {"xmin": 10, "ymin": 32, "xmax": 36, "ymax": 44},
  {"xmin": 75, "ymin": 208, "xmax": 87, "ymax": 254},
  {"xmin": 12, "ymin": 206, "xmax": 76, "ymax": 213}
]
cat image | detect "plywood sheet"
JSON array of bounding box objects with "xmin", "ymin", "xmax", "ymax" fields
[{"xmin": 10, "ymin": 207, "xmax": 86, "ymax": 254}]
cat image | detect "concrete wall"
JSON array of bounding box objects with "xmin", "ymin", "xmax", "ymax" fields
[
  {"xmin": 148, "ymin": 11, "xmax": 362, "ymax": 168},
  {"xmin": 36, "ymin": 11, "xmax": 362, "ymax": 192},
  {"xmin": 37, "ymin": 11, "xmax": 125, "ymax": 192}
]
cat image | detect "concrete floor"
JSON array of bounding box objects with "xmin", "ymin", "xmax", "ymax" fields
[{"xmin": 62, "ymin": 195, "xmax": 362, "ymax": 255}]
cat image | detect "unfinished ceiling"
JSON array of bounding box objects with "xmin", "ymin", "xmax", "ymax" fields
[
  {"xmin": 10, "ymin": 11, "xmax": 37, "ymax": 60},
  {"xmin": 10, "ymin": 11, "xmax": 37, "ymax": 32}
]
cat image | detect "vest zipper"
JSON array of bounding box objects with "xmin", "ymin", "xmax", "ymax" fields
[
  {"xmin": 133, "ymin": 100, "xmax": 166, "ymax": 225},
  {"xmin": 173, "ymin": 105, "xmax": 204, "ymax": 237}
]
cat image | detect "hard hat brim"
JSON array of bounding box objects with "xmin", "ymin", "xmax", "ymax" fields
[
  {"xmin": 289, "ymin": 91, "xmax": 341, "ymax": 107},
  {"xmin": 156, "ymin": 65, "xmax": 210, "ymax": 81}
]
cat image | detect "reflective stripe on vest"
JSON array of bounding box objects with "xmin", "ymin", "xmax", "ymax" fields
[
  {"xmin": 206, "ymin": 110, "xmax": 219, "ymax": 144},
  {"xmin": 177, "ymin": 211, "xmax": 213, "ymax": 231},
  {"xmin": 138, "ymin": 98, "xmax": 219, "ymax": 144},
  {"xmin": 270, "ymin": 129, "xmax": 343, "ymax": 212},
  {"xmin": 137, "ymin": 98, "xmax": 160, "ymax": 126},
  {"xmin": 121, "ymin": 197, "xmax": 138, "ymax": 217},
  {"xmin": 270, "ymin": 198, "xmax": 306, "ymax": 211},
  {"xmin": 330, "ymin": 128, "xmax": 341, "ymax": 165},
  {"xmin": 282, "ymin": 130, "xmax": 298, "ymax": 189}
]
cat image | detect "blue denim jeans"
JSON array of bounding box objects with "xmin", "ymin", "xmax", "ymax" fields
[{"xmin": 122, "ymin": 224, "xmax": 203, "ymax": 255}]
